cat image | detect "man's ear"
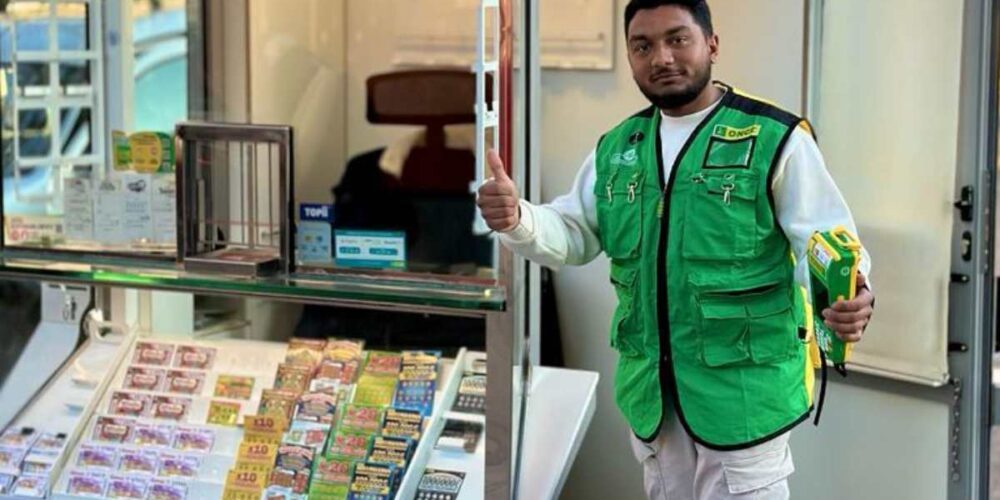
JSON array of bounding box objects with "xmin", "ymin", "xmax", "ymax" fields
[{"xmin": 709, "ymin": 33, "xmax": 720, "ymax": 64}]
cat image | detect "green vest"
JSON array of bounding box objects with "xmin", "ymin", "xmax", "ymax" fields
[{"xmin": 595, "ymin": 85, "xmax": 813, "ymax": 449}]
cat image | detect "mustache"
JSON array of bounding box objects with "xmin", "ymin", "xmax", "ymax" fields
[{"xmin": 650, "ymin": 68, "xmax": 686, "ymax": 80}]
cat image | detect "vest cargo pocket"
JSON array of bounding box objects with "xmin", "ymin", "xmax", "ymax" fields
[
  {"xmin": 595, "ymin": 168, "xmax": 645, "ymax": 259},
  {"xmin": 609, "ymin": 263, "xmax": 642, "ymax": 355},
  {"xmin": 746, "ymin": 285, "xmax": 798, "ymax": 364},
  {"xmin": 698, "ymin": 295, "xmax": 752, "ymax": 367},
  {"xmin": 682, "ymin": 171, "xmax": 759, "ymax": 261},
  {"xmin": 697, "ymin": 284, "xmax": 797, "ymax": 367}
]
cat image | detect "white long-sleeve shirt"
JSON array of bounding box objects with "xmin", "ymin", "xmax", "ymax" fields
[{"xmin": 499, "ymin": 99, "xmax": 872, "ymax": 291}]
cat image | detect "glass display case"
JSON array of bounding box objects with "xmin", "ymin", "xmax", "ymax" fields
[{"xmin": 0, "ymin": 1, "xmax": 602, "ymax": 499}]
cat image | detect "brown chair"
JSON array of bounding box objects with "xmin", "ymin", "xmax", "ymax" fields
[{"xmin": 366, "ymin": 69, "xmax": 491, "ymax": 194}]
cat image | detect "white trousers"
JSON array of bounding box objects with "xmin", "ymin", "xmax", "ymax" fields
[{"xmin": 628, "ymin": 413, "xmax": 794, "ymax": 500}]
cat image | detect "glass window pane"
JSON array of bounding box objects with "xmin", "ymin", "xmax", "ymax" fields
[
  {"xmin": 17, "ymin": 109, "xmax": 49, "ymax": 158},
  {"xmin": 11, "ymin": 1, "xmax": 50, "ymax": 52},
  {"xmin": 1, "ymin": 19, "xmax": 13, "ymax": 62},
  {"xmin": 56, "ymin": 3, "xmax": 88, "ymax": 52},
  {"xmin": 10, "ymin": 162, "xmax": 56, "ymax": 214},
  {"xmin": 60, "ymin": 107, "xmax": 92, "ymax": 156},
  {"xmin": 58, "ymin": 60, "xmax": 90, "ymax": 94},
  {"xmin": 247, "ymin": 1, "xmax": 498, "ymax": 277},
  {"xmin": 132, "ymin": 0, "xmax": 189, "ymax": 133},
  {"xmin": 15, "ymin": 62, "xmax": 49, "ymax": 96}
]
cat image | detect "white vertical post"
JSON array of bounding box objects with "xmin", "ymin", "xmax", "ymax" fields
[
  {"xmin": 473, "ymin": 0, "xmax": 501, "ymax": 237},
  {"xmin": 102, "ymin": 0, "xmax": 134, "ymax": 146}
]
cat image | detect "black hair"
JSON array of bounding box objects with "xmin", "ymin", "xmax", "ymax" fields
[{"xmin": 625, "ymin": 0, "xmax": 714, "ymax": 38}]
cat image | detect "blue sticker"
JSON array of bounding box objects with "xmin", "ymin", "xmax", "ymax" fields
[{"xmin": 297, "ymin": 204, "xmax": 334, "ymax": 264}]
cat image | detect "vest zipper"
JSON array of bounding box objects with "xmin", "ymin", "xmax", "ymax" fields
[
  {"xmin": 655, "ymin": 115, "xmax": 684, "ymax": 434},
  {"xmin": 650, "ymin": 90, "xmax": 733, "ymax": 444}
]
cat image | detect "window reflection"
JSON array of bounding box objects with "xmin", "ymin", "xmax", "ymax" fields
[
  {"xmin": 15, "ymin": 62, "xmax": 48, "ymax": 95},
  {"xmin": 132, "ymin": 0, "xmax": 188, "ymax": 133},
  {"xmin": 10, "ymin": 2, "xmax": 50, "ymax": 52},
  {"xmin": 3, "ymin": 1, "xmax": 98, "ymax": 218},
  {"xmin": 59, "ymin": 60, "xmax": 90, "ymax": 95},
  {"xmin": 17, "ymin": 108, "xmax": 49, "ymax": 158},
  {"xmin": 56, "ymin": 3, "xmax": 88, "ymax": 52},
  {"xmin": 59, "ymin": 107, "xmax": 92, "ymax": 156}
]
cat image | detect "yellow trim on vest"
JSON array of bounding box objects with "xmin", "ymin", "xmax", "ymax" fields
[
  {"xmin": 729, "ymin": 85, "xmax": 816, "ymax": 139},
  {"xmin": 800, "ymin": 285, "xmax": 819, "ymax": 402},
  {"xmin": 800, "ymin": 286, "xmax": 815, "ymax": 342},
  {"xmin": 804, "ymin": 344, "xmax": 816, "ymax": 402},
  {"xmin": 798, "ymin": 120, "xmax": 815, "ymax": 137}
]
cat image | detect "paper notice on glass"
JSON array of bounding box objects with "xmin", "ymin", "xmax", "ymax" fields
[
  {"xmin": 4, "ymin": 216, "xmax": 64, "ymax": 246},
  {"xmin": 63, "ymin": 178, "xmax": 94, "ymax": 242},
  {"xmin": 152, "ymin": 175, "xmax": 177, "ymax": 245},
  {"xmin": 94, "ymin": 179, "xmax": 128, "ymax": 245},
  {"xmin": 122, "ymin": 173, "xmax": 153, "ymax": 242}
]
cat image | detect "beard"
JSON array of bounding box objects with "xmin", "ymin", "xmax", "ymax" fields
[{"xmin": 637, "ymin": 63, "xmax": 713, "ymax": 111}]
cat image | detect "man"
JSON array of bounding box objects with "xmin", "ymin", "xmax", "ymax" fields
[{"xmin": 476, "ymin": 0, "xmax": 875, "ymax": 498}]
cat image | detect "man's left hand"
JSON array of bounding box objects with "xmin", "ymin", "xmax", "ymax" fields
[{"xmin": 821, "ymin": 273, "xmax": 874, "ymax": 343}]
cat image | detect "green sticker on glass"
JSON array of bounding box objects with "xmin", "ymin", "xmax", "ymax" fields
[{"xmin": 113, "ymin": 130, "xmax": 131, "ymax": 171}]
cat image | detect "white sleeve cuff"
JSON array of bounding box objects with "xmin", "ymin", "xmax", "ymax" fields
[{"xmin": 498, "ymin": 199, "xmax": 537, "ymax": 244}]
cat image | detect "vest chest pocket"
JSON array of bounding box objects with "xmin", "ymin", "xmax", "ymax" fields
[
  {"xmin": 609, "ymin": 263, "xmax": 642, "ymax": 355},
  {"xmin": 697, "ymin": 283, "xmax": 798, "ymax": 367},
  {"xmin": 682, "ymin": 171, "xmax": 759, "ymax": 261},
  {"xmin": 595, "ymin": 168, "xmax": 646, "ymax": 259}
]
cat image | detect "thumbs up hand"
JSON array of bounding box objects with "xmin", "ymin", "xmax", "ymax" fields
[{"xmin": 476, "ymin": 150, "xmax": 521, "ymax": 233}]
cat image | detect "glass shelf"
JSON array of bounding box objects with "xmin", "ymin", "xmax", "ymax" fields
[{"xmin": 0, "ymin": 249, "xmax": 505, "ymax": 314}]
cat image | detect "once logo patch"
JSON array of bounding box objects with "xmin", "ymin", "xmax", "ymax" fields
[
  {"xmin": 628, "ymin": 131, "xmax": 645, "ymax": 145},
  {"xmin": 712, "ymin": 124, "xmax": 761, "ymax": 141}
]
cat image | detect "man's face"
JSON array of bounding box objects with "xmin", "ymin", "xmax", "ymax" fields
[{"xmin": 626, "ymin": 6, "xmax": 719, "ymax": 110}]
